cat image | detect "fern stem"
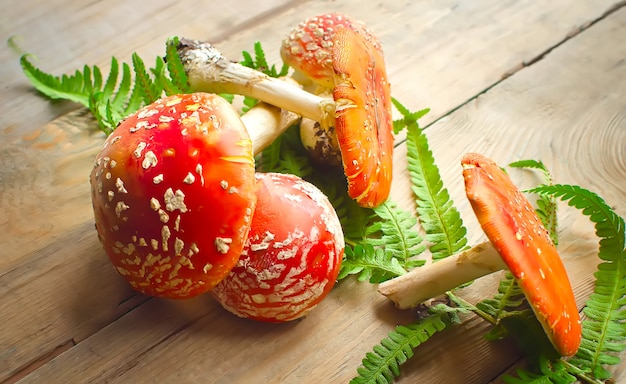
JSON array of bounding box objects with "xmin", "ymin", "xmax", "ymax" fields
[
  {"xmin": 446, "ymin": 291, "xmax": 497, "ymax": 325},
  {"xmin": 560, "ymin": 359, "xmax": 604, "ymax": 384},
  {"xmin": 177, "ymin": 38, "xmax": 336, "ymax": 129}
]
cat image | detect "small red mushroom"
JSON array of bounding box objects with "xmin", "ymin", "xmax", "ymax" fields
[
  {"xmin": 378, "ymin": 153, "xmax": 581, "ymax": 356},
  {"xmin": 211, "ymin": 172, "xmax": 345, "ymax": 322},
  {"xmin": 90, "ymin": 93, "xmax": 257, "ymax": 299}
]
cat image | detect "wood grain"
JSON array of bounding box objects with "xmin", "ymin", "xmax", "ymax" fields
[{"xmin": 1, "ymin": 0, "xmax": 625, "ymax": 383}]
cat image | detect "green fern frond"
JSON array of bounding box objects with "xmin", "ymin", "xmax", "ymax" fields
[
  {"xmin": 394, "ymin": 98, "xmax": 468, "ymax": 260},
  {"xmin": 391, "ymin": 98, "xmax": 429, "ymax": 135},
  {"xmin": 509, "ymin": 160, "xmax": 559, "ymax": 244},
  {"xmin": 350, "ymin": 310, "xmax": 454, "ymax": 384},
  {"xmin": 368, "ymin": 200, "xmax": 426, "ymax": 270},
  {"xmin": 20, "ymin": 36, "xmax": 190, "ymax": 133},
  {"xmin": 338, "ymin": 244, "xmax": 407, "ymax": 283},
  {"xmin": 20, "ymin": 54, "xmax": 92, "ymax": 106},
  {"xmin": 164, "ymin": 36, "xmax": 192, "ymax": 93},
  {"xmin": 531, "ymin": 184, "xmax": 626, "ymax": 380}
]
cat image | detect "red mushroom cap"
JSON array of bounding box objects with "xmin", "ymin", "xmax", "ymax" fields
[
  {"xmin": 332, "ymin": 27, "xmax": 394, "ymax": 208},
  {"xmin": 462, "ymin": 153, "xmax": 581, "ymax": 356},
  {"xmin": 211, "ymin": 172, "xmax": 345, "ymax": 322},
  {"xmin": 280, "ymin": 12, "xmax": 382, "ymax": 89},
  {"xmin": 90, "ymin": 93, "xmax": 256, "ymax": 299}
]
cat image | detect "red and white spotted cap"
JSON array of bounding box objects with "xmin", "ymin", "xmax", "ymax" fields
[
  {"xmin": 90, "ymin": 93, "xmax": 257, "ymax": 299},
  {"xmin": 211, "ymin": 172, "xmax": 345, "ymax": 322}
]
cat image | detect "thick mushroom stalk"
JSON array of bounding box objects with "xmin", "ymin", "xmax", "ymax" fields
[
  {"xmin": 240, "ymin": 101, "xmax": 300, "ymax": 154},
  {"xmin": 378, "ymin": 241, "xmax": 505, "ymax": 309},
  {"xmin": 378, "ymin": 153, "xmax": 581, "ymax": 357},
  {"xmin": 177, "ymin": 38, "xmax": 335, "ymax": 130}
]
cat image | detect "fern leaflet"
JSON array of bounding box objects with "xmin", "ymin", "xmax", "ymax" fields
[
  {"xmin": 338, "ymin": 244, "xmax": 407, "ymax": 283},
  {"xmin": 476, "ymin": 272, "xmax": 527, "ymax": 326},
  {"xmin": 394, "ymin": 98, "xmax": 468, "ymax": 260},
  {"xmin": 530, "ymin": 184, "xmax": 626, "ymax": 380},
  {"xmin": 368, "ymin": 200, "xmax": 426, "ymax": 271}
]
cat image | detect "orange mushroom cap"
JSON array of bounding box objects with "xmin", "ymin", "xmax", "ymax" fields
[
  {"xmin": 90, "ymin": 93, "xmax": 257, "ymax": 299},
  {"xmin": 280, "ymin": 12, "xmax": 382, "ymax": 89},
  {"xmin": 462, "ymin": 153, "xmax": 581, "ymax": 356},
  {"xmin": 332, "ymin": 27, "xmax": 394, "ymax": 208}
]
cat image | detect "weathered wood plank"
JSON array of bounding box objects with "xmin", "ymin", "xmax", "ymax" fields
[{"xmin": 1, "ymin": 0, "xmax": 624, "ymax": 383}]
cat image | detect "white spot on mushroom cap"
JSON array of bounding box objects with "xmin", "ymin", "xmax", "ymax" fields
[
  {"xmin": 249, "ymin": 231, "xmax": 276, "ymax": 252},
  {"xmin": 183, "ymin": 172, "xmax": 195, "ymax": 184},
  {"xmin": 142, "ymin": 151, "xmax": 158, "ymax": 169},
  {"xmin": 150, "ymin": 198, "xmax": 161, "ymax": 211},
  {"xmin": 158, "ymin": 209, "xmax": 169, "ymax": 223},
  {"xmin": 214, "ymin": 237, "xmax": 232, "ymax": 254},
  {"xmin": 164, "ymin": 188, "xmax": 188, "ymax": 213},
  {"xmin": 115, "ymin": 178, "xmax": 128, "ymax": 194},
  {"xmin": 195, "ymin": 164, "xmax": 204, "ymax": 186},
  {"xmin": 115, "ymin": 201, "xmax": 130, "ymax": 218},
  {"xmin": 133, "ymin": 142, "xmax": 147, "ymax": 158},
  {"xmin": 153, "ymin": 174, "xmax": 164, "ymax": 184},
  {"xmin": 161, "ymin": 225, "xmax": 171, "ymax": 251}
]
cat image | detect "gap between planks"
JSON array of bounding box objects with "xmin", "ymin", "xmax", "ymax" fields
[{"xmin": 393, "ymin": 0, "xmax": 626, "ymax": 148}]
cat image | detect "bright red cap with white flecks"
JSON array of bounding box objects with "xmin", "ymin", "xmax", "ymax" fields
[
  {"xmin": 211, "ymin": 172, "xmax": 345, "ymax": 322},
  {"xmin": 90, "ymin": 93, "xmax": 257, "ymax": 299},
  {"xmin": 462, "ymin": 152, "xmax": 582, "ymax": 356}
]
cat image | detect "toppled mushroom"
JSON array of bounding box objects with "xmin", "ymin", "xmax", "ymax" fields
[
  {"xmin": 177, "ymin": 17, "xmax": 394, "ymax": 208},
  {"xmin": 90, "ymin": 93, "xmax": 297, "ymax": 299},
  {"xmin": 211, "ymin": 172, "xmax": 345, "ymax": 322},
  {"xmin": 378, "ymin": 153, "xmax": 581, "ymax": 356}
]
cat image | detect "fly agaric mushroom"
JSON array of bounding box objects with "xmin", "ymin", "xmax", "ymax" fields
[
  {"xmin": 281, "ymin": 13, "xmax": 382, "ymax": 167},
  {"xmin": 90, "ymin": 92, "xmax": 298, "ymax": 299},
  {"xmin": 177, "ymin": 16, "xmax": 394, "ymax": 208},
  {"xmin": 378, "ymin": 153, "xmax": 581, "ymax": 356},
  {"xmin": 211, "ymin": 172, "xmax": 345, "ymax": 322}
]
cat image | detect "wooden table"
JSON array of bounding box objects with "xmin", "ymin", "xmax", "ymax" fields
[{"xmin": 1, "ymin": 1, "xmax": 625, "ymax": 383}]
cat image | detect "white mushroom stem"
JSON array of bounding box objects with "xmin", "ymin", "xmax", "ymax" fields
[
  {"xmin": 377, "ymin": 241, "xmax": 507, "ymax": 309},
  {"xmin": 177, "ymin": 38, "xmax": 336, "ymax": 129},
  {"xmin": 242, "ymin": 102, "xmax": 300, "ymax": 155}
]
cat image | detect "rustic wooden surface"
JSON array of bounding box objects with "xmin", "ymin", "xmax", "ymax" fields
[{"xmin": 1, "ymin": 1, "xmax": 625, "ymax": 383}]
